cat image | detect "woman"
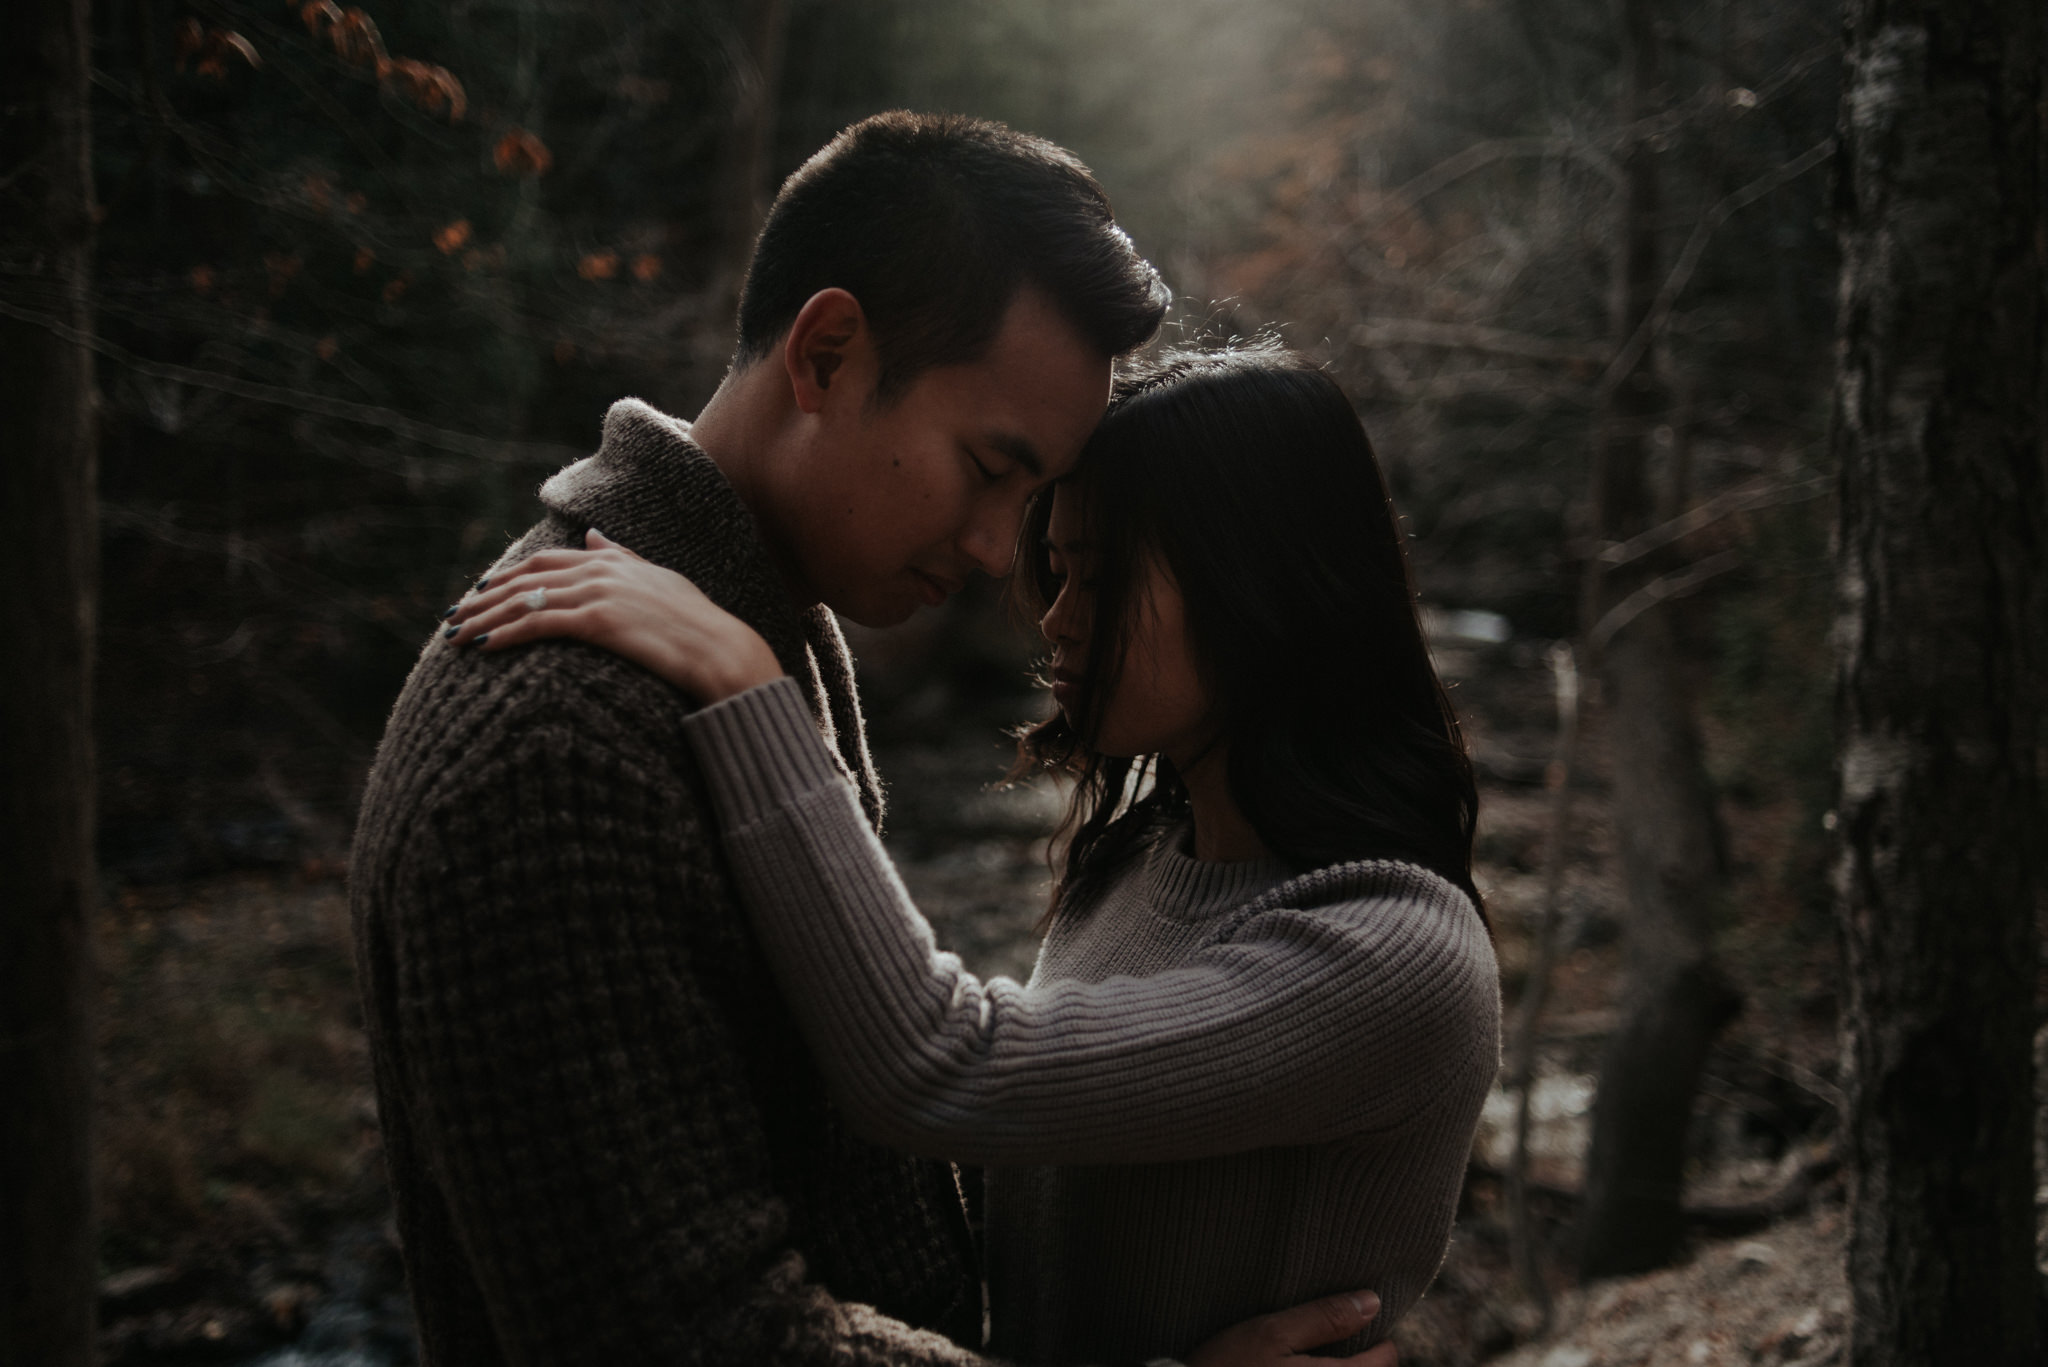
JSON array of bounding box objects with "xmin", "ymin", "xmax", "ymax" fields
[{"xmin": 447, "ymin": 348, "xmax": 1500, "ymax": 1363}]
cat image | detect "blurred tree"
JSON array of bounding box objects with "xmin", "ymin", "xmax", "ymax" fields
[
  {"xmin": 1572, "ymin": 0, "xmax": 1741, "ymax": 1281},
  {"xmin": 0, "ymin": 0, "xmax": 100, "ymax": 1362},
  {"xmin": 1830, "ymin": 0, "xmax": 2042, "ymax": 1359},
  {"xmin": 712, "ymin": 0, "xmax": 790, "ymax": 295}
]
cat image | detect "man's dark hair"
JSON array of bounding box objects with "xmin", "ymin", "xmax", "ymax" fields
[{"xmin": 735, "ymin": 111, "xmax": 1169, "ymax": 399}]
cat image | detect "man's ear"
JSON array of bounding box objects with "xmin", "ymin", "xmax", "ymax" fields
[{"xmin": 782, "ymin": 288, "xmax": 872, "ymax": 415}]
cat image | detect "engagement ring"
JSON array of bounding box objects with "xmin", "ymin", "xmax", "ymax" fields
[{"xmin": 523, "ymin": 587, "xmax": 548, "ymax": 611}]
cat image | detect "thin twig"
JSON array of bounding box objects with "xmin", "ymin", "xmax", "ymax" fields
[
  {"xmin": 1350, "ymin": 318, "xmax": 1606, "ymax": 367},
  {"xmin": 1588, "ymin": 549, "xmax": 1743, "ymax": 653},
  {"xmin": 1596, "ymin": 139, "xmax": 1833, "ymax": 399},
  {"xmin": 0, "ymin": 297, "xmax": 579, "ymax": 466},
  {"xmin": 1594, "ymin": 477, "xmax": 1827, "ymax": 570}
]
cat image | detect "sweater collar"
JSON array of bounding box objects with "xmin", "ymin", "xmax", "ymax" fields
[
  {"xmin": 1137, "ymin": 822, "xmax": 1292, "ymax": 922},
  {"xmin": 536, "ymin": 398, "xmax": 883, "ymax": 828}
]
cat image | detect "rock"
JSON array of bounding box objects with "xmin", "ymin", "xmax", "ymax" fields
[{"xmin": 1731, "ymin": 1240, "xmax": 1776, "ymax": 1271}]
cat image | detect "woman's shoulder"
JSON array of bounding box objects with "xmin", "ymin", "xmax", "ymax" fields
[
  {"xmin": 1208, "ymin": 858, "xmax": 1499, "ymax": 991},
  {"xmin": 1225, "ymin": 859, "xmax": 1481, "ymax": 936},
  {"xmin": 1245, "ymin": 858, "xmax": 1474, "ymax": 919}
]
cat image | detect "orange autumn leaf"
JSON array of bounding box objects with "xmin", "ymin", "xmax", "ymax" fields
[
  {"xmin": 315, "ymin": 336, "xmax": 339, "ymax": 362},
  {"xmin": 180, "ymin": 23, "xmax": 261, "ymax": 80},
  {"xmin": 189, "ymin": 264, "xmax": 217, "ymax": 294},
  {"xmin": 630, "ymin": 253, "xmax": 662, "ymax": 283},
  {"xmin": 382, "ymin": 277, "xmax": 407, "ymax": 302},
  {"xmin": 217, "ymin": 31, "xmax": 262, "ymax": 71},
  {"xmin": 174, "ymin": 18, "xmax": 204, "ymax": 71},
  {"xmin": 433, "ymin": 219, "xmax": 472, "ymax": 254},
  {"xmin": 330, "ymin": 8, "xmax": 387, "ymax": 69},
  {"xmin": 383, "ymin": 58, "xmax": 466, "ymax": 122},
  {"xmin": 300, "ymin": 0, "xmax": 342, "ymax": 38},
  {"xmin": 353, "ymin": 247, "xmax": 374, "ymax": 274},
  {"xmin": 576, "ymin": 252, "xmax": 619, "ymax": 282},
  {"xmin": 493, "ymin": 129, "xmax": 552, "ymax": 178}
]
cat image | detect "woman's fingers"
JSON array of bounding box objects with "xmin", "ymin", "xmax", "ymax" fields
[
  {"xmin": 446, "ymin": 572, "xmax": 549, "ymax": 636},
  {"xmin": 585, "ymin": 527, "xmax": 647, "ymax": 561},
  {"xmin": 443, "ymin": 574, "xmax": 593, "ymax": 644},
  {"xmin": 463, "ymin": 598, "xmax": 598, "ymax": 653},
  {"xmin": 449, "ymin": 558, "xmax": 614, "ymax": 626},
  {"xmin": 450, "ymin": 539, "xmax": 644, "ymax": 611},
  {"xmin": 432, "ymin": 539, "xmax": 779, "ymax": 699}
]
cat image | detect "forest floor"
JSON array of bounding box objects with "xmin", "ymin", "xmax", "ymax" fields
[{"xmin": 93, "ymin": 624, "xmax": 1867, "ymax": 1366}]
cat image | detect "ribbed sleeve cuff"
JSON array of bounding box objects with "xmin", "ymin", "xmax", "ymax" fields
[{"xmin": 682, "ymin": 676, "xmax": 846, "ymax": 827}]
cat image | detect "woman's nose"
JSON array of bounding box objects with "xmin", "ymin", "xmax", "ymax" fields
[{"xmin": 1039, "ymin": 581, "xmax": 1083, "ymax": 645}]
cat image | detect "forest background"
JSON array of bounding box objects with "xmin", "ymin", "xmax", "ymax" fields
[{"xmin": 2, "ymin": 0, "xmax": 2041, "ymax": 1364}]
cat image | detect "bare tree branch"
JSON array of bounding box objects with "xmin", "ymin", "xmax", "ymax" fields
[
  {"xmin": 0, "ymin": 297, "xmax": 579, "ymax": 466},
  {"xmin": 1589, "ymin": 548, "xmax": 1743, "ymax": 652},
  {"xmin": 1594, "ymin": 477, "xmax": 1827, "ymax": 570},
  {"xmin": 1597, "ymin": 139, "xmax": 1834, "ymax": 399},
  {"xmin": 1350, "ymin": 317, "xmax": 1606, "ymax": 366},
  {"xmin": 1365, "ymin": 136, "xmax": 1626, "ymax": 228}
]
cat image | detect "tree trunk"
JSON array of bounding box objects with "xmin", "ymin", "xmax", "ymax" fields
[
  {"xmin": 1831, "ymin": 0, "xmax": 2044, "ymax": 1361},
  {"xmin": 0, "ymin": 0, "xmax": 99, "ymax": 1364},
  {"xmin": 1573, "ymin": 0, "xmax": 1742, "ymax": 1281}
]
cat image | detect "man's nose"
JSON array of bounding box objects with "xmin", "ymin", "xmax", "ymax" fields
[{"xmin": 959, "ymin": 499, "xmax": 1023, "ymax": 579}]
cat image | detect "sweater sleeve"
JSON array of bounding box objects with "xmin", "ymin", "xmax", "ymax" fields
[
  {"xmin": 385, "ymin": 718, "xmax": 994, "ymax": 1367},
  {"xmin": 685, "ymin": 679, "xmax": 1501, "ymax": 1168}
]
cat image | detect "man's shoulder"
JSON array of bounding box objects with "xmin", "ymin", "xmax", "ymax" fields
[{"xmin": 355, "ymin": 627, "xmax": 708, "ymax": 864}]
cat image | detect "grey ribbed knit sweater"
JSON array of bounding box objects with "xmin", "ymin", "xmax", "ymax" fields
[{"xmin": 685, "ymin": 678, "xmax": 1502, "ymax": 1365}]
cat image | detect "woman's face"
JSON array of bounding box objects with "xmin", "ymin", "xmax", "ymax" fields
[{"xmin": 1038, "ymin": 483, "xmax": 1215, "ymax": 762}]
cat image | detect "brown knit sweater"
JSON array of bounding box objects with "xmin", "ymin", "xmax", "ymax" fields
[{"xmin": 350, "ymin": 400, "xmax": 989, "ymax": 1366}]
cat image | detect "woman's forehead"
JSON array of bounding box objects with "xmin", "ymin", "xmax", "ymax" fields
[{"xmin": 1045, "ymin": 483, "xmax": 1093, "ymax": 552}]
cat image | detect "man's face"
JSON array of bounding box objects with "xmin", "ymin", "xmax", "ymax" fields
[{"xmin": 778, "ymin": 288, "xmax": 1111, "ymax": 627}]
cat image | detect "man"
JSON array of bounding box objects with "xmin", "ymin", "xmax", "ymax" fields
[{"xmin": 352, "ymin": 111, "xmax": 1387, "ymax": 1365}]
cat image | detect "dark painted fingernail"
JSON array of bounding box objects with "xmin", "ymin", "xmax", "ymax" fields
[
  {"xmin": 441, "ymin": 604, "xmax": 458, "ymax": 619},
  {"xmin": 473, "ymin": 632, "xmax": 490, "ymax": 647},
  {"xmin": 474, "ymin": 576, "xmax": 490, "ymax": 591},
  {"xmin": 442, "ymin": 625, "xmax": 459, "ymax": 639}
]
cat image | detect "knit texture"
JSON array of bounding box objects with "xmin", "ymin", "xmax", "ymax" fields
[
  {"xmin": 350, "ymin": 400, "xmax": 987, "ymax": 1367},
  {"xmin": 686, "ymin": 678, "xmax": 1503, "ymax": 1365}
]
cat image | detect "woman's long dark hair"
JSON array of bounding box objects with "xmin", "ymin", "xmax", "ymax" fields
[{"xmin": 1012, "ymin": 345, "xmax": 1483, "ymax": 924}]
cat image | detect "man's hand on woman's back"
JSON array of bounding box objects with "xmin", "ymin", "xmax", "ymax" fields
[{"xmin": 1183, "ymin": 1290, "xmax": 1396, "ymax": 1367}]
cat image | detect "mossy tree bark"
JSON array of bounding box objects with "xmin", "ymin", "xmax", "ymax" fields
[
  {"xmin": 0, "ymin": 0, "xmax": 98, "ymax": 1363},
  {"xmin": 1831, "ymin": 0, "xmax": 2044, "ymax": 1361}
]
